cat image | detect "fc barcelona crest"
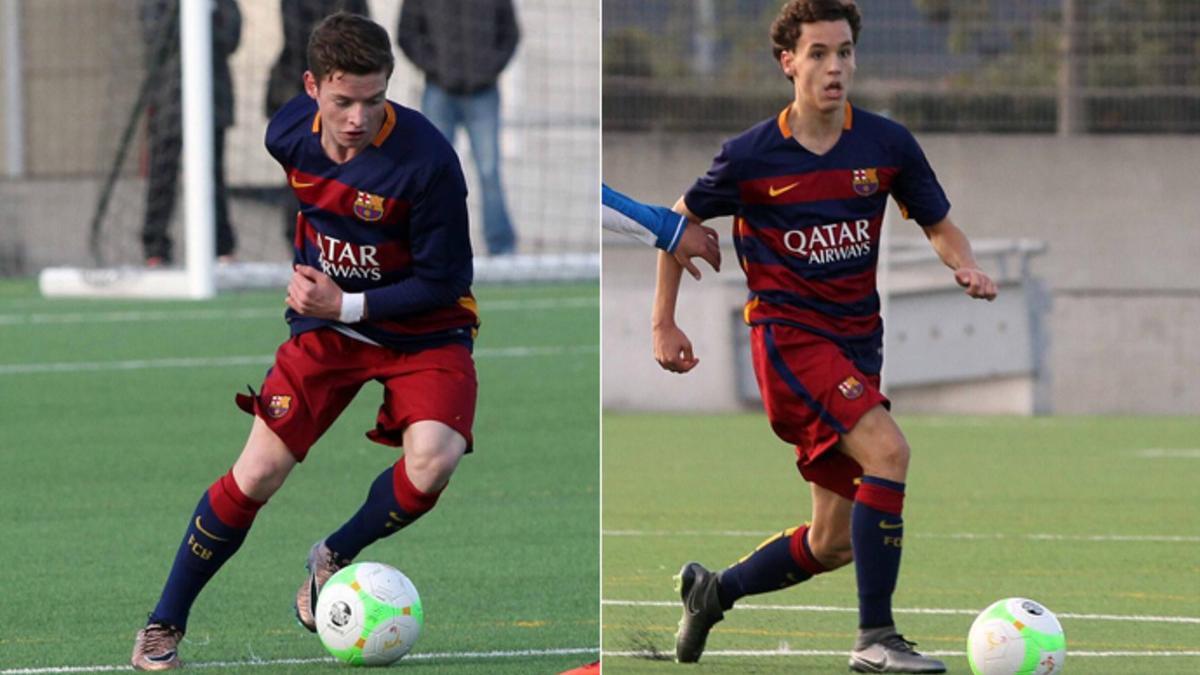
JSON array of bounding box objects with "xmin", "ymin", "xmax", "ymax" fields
[
  {"xmin": 838, "ymin": 376, "xmax": 864, "ymax": 400},
  {"xmin": 353, "ymin": 191, "xmax": 385, "ymax": 222},
  {"xmin": 267, "ymin": 394, "xmax": 292, "ymax": 419},
  {"xmin": 852, "ymin": 168, "xmax": 879, "ymax": 197}
]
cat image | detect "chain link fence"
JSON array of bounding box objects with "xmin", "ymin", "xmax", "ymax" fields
[{"xmin": 604, "ymin": 0, "xmax": 1200, "ymax": 133}]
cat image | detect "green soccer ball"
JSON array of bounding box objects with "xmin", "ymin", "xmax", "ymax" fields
[
  {"xmin": 967, "ymin": 598, "xmax": 1065, "ymax": 675},
  {"xmin": 315, "ymin": 562, "xmax": 424, "ymax": 666}
]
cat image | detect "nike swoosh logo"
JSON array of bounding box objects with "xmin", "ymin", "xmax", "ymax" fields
[
  {"xmin": 879, "ymin": 520, "xmax": 903, "ymax": 530},
  {"xmin": 291, "ymin": 176, "xmax": 316, "ymax": 188},
  {"xmin": 768, "ymin": 181, "xmax": 800, "ymax": 197},
  {"xmin": 195, "ymin": 516, "xmax": 230, "ymax": 541}
]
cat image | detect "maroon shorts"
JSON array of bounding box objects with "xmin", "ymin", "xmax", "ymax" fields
[
  {"xmin": 750, "ymin": 323, "xmax": 888, "ymax": 500},
  {"xmin": 236, "ymin": 329, "xmax": 477, "ymax": 461}
]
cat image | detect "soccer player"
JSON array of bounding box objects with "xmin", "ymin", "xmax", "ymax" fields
[
  {"xmin": 603, "ymin": 183, "xmax": 722, "ymax": 279},
  {"xmin": 651, "ymin": 2, "xmax": 996, "ymax": 672},
  {"xmin": 131, "ymin": 13, "xmax": 478, "ymax": 671}
]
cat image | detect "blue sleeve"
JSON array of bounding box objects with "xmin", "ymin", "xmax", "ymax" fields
[
  {"xmin": 890, "ymin": 128, "xmax": 950, "ymax": 227},
  {"xmin": 365, "ymin": 159, "xmax": 473, "ymax": 319},
  {"xmin": 602, "ymin": 184, "xmax": 686, "ymax": 252},
  {"xmin": 683, "ymin": 141, "xmax": 741, "ymax": 221}
]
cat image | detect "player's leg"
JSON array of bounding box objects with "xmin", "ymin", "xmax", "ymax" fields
[
  {"xmin": 675, "ymin": 478, "xmax": 854, "ymax": 663},
  {"xmin": 323, "ymin": 420, "xmax": 465, "ymax": 560},
  {"xmin": 296, "ymin": 343, "xmax": 477, "ymax": 632},
  {"xmin": 133, "ymin": 419, "xmax": 295, "ymax": 671},
  {"xmin": 838, "ymin": 405, "xmax": 945, "ymax": 673},
  {"xmin": 460, "ymin": 85, "xmax": 516, "ymax": 255}
]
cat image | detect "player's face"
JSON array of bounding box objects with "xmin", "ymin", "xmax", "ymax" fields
[
  {"xmin": 305, "ymin": 70, "xmax": 389, "ymax": 156},
  {"xmin": 780, "ymin": 20, "xmax": 856, "ymax": 115}
]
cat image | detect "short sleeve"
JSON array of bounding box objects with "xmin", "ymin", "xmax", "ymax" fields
[
  {"xmin": 683, "ymin": 141, "xmax": 742, "ymax": 220},
  {"xmin": 889, "ymin": 128, "xmax": 950, "ymax": 227}
]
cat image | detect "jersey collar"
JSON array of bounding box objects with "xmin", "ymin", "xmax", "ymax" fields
[
  {"xmin": 776, "ymin": 101, "xmax": 853, "ymax": 138},
  {"xmin": 310, "ymin": 103, "xmax": 398, "ymax": 148}
]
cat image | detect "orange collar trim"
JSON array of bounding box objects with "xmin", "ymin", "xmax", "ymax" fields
[
  {"xmin": 371, "ymin": 103, "xmax": 397, "ymax": 147},
  {"xmin": 309, "ymin": 103, "xmax": 396, "ymax": 147},
  {"xmin": 777, "ymin": 101, "xmax": 854, "ymax": 138}
]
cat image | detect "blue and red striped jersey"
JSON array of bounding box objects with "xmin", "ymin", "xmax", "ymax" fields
[
  {"xmin": 266, "ymin": 94, "xmax": 478, "ymax": 351},
  {"xmin": 684, "ymin": 103, "xmax": 949, "ymax": 369}
]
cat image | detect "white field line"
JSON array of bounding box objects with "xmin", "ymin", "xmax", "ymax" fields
[
  {"xmin": 0, "ymin": 345, "xmax": 598, "ymax": 376},
  {"xmin": 1136, "ymin": 448, "xmax": 1200, "ymax": 459},
  {"xmin": 603, "ymin": 529, "xmax": 1200, "ymax": 544},
  {"xmin": 604, "ymin": 648, "xmax": 1200, "ymax": 658},
  {"xmin": 602, "ymin": 599, "xmax": 1200, "ymax": 625},
  {"xmin": 0, "ymin": 296, "xmax": 597, "ymax": 326},
  {"xmin": 0, "ymin": 646, "xmax": 598, "ymax": 674}
]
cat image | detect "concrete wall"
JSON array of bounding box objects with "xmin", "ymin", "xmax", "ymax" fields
[{"xmin": 603, "ymin": 132, "xmax": 1200, "ymax": 415}]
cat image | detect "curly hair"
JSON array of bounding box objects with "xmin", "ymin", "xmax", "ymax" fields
[
  {"xmin": 307, "ymin": 11, "xmax": 395, "ymax": 81},
  {"xmin": 770, "ymin": 0, "xmax": 862, "ymax": 61}
]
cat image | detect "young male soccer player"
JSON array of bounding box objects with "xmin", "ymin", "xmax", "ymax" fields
[
  {"xmin": 603, "ymin": 183, "xmax": 722, "ymax": 279},
  {"xmin": 651, "ymin": 2, "xmax": 996, "ymax": 672},
  {"xmin": 131, "ymin": 13, "xmax": 478, "ymax": 670}
]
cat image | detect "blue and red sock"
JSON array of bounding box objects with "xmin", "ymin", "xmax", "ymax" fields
[
  {"xmin": 150, "ymin": 471, "xmax": 264, "ymax": 632},
  {"xmin": 324, "ymin": 457, "xmax": 442, "ymax": 561},
  {"xmin": 852, "ymin": 475, "xmax": 906, "ymax": 629},
  {"xmin": 716, "ymin": 524, "xmax": 828, "ymax": 608}
]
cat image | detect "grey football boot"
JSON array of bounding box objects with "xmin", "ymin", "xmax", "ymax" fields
[
  {"xmin": 673, "ymin": 561, "xmax": 726, "ymax": 663},
  {"xmin": 849, "ymin": 627, "xmax": 946, "ymax": 673},
  {"xmin": 294, "ymin": 540, "xmax": 352, "ymax": 632}
]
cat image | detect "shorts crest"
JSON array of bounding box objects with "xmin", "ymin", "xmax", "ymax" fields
[
  {"xmin": 837, "ymin": 376, "xmax": 864, "ymax": 400},
  {"xmin": 852, "ymin": 168, "xmax": 879, "ymax": 197},
  {"xmin": 266, "ymin": 394, "xmax": 293, "ymax": 419}
]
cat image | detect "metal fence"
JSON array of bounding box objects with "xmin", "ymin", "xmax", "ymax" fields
[{"xmin": 603, "ymin": 0, "xmax": 1200, "ymax": 133}]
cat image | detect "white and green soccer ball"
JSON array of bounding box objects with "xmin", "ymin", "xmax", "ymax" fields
[
  {"xmin": 967, "ymin": 598, "xmax": 1065, "ymax": 675},
  {"xmin": 315, "ymin": 562, "xmax": 423, "ymax": 666}
]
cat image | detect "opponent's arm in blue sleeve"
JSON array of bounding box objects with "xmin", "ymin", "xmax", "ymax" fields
[
  {"xmin": 602, "ymin": 183, "xmax": 687, "ymax": 252},
  {"xmin": 363, "ymin": 160, "xmax": 473, "ymax": 319}
]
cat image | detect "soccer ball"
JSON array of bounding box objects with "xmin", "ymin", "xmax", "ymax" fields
[
  {"xmin": 315, "ymin": 562, "xmax": 423, "ymax": 666},
  {"xmin": 967, "ymin": 598, "xmax": 1065, "ymax": 675}
]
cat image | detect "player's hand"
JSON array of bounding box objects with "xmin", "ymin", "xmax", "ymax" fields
[
  {"xmin": 287, "ymin": 265, "xmax": 344, "ymax": 319},
  {"xmin": 652, "ymin": 322, "xmax": 699, "ymax": 373},
  {"xmin": 673, "ymin": 222, "xmax": 721, "ymax": 280},
  {"xmin": 955, "ymin": 267, "xmax": 997, "ymax": 301}
]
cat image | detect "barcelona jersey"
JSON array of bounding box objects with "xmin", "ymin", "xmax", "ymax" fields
[
  {"xmin": 684, "ymin": 103, "xmax": 949, "ymax": 372},
  {"xmin": 265, "ymin": 94, "xmax": 478, "ymax": 352}
]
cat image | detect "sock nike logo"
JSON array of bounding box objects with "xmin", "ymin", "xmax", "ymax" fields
[{"xmin": 195, "ymin": 516, "xmax": 230, "ymax": 541}]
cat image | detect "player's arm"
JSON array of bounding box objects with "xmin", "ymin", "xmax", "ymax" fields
[
  {"xmin": 650, "ymin": 197, "xmax": 702, "ymax": 373},
  {"xmin": 602, "ymin": 184, "xmax": 720, "ymax": 279},
  {"xmin": 922, "ymin": 216, "xmax": 997, "ymax": 301}
]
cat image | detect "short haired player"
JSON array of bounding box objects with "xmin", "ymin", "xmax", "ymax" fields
[
  {"xmin": 132, "ymin": 13, "xmax": 478, "ymax": 670},
  {"xmin": 652, "ymin": 1, "xmax": 996, "ymax": 672}
]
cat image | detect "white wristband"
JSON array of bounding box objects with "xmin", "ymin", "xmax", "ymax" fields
[{"xmin": 339, "ymin": 292, "xmax": 365, "ymax": 323}]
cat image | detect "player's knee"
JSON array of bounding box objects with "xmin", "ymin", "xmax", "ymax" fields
[
  {"xmin": 403, "ymin": 445, "xmax": 461, "ymax": 493},
  {"xmin": 858, "ymin": 434, "xmax": 910, "ymax": 480},
  {"xmin": 807, "ymin": 527, "xmax": 853, "ymax": 569},
  {"xmin": 233, "ymin": 460, "xmax": 289, "ymax": 500}
]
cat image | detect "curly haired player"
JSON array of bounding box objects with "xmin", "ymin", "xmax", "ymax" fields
[{"xmin": 651, "ymin": 2, "xmax": 996, "ymax": 672}]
